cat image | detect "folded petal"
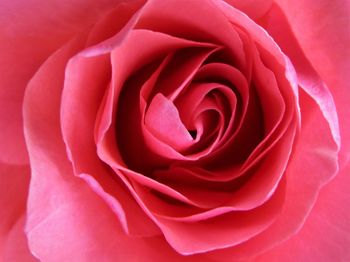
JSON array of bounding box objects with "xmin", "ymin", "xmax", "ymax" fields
[
  {"xmin": 23, "ymin": 34, "xmax": 163, "ymax": 259},
  {"xmin": 204, "ymin": 89, "xmax": 339, "ymax": 260},
  {"xmin": 260, "ymin": 3, "xmax": 340, "ymax": 150},
  {"xmin": 145, "ymin": 93, "xmax": 193, "ymax": 151},
  {"xmin": 268, "ymin": 0, "xmax": 349, "ymax": 165}
]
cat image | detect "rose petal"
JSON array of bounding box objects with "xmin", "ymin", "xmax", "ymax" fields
[
  {"xmin": 62, "ymin": 54, "xmax": 158, "ymax": 237},
  {"xmin": 23, "ymin": 136, "xmax": 203, "ymax": 261},
  {"xmin": 142, "ymin": 47, "xmax": 220, "ymax": 102},
  {"xmin": 79, "ymin": 0, "xmax": 146, "ymax": 57},
  {"xmin": 260, "ymin": 3, "xmax": 340, "ymax": 152},
  {"xmin": 26, "ymin": 178, "xmax": 211, "ymax": 262},
  {"xmin": 61, "ymin": 43, "xmax": 160, "ymax": 236},
  {"xmin": 23, "ymin": 35, "xmax": 160, "ymax": 257},
  {"xmin": 273, "ymin": 0, "xmax": 350, "ymax": 166},
  {"xmin": 99, "ymin": 30, "xmax": 217, "ymax": 171},
  {"xmin": 0, "ymin": 0, "xmax": 121, "ymax": 165},
  {"xmin": 175, "ymin": 81, "xmax": 238, "ymax": 150},
  {"xmin": 255, "ymin": 163, "xmax": 350, "ymax": 261},
  {"xmin": 145, "ymin": 93, "xmax": 193, "ymax": 151},
  {"xmin": 85, "ymin": 0, "xmax": 147, "ymax": 47},
  {"xmin": 0, "ymin": 164, "xmax": 37, "ymax": 261},
  {"xmin": 139, "ymin": 48, "xmax": 224, "ymax": 161},
  {"xmin": 149, "ymin": 117, "xmax": 296, "ymax": 213},
  {"xmin": 204, "ymin": 90, "xmax": 339, "ymax": 260},
  {"xmin": 193, "ymin": 62, "xmax": 260, "ymax": 167},
  {"xmin": 152, "ymin": 179, "xmax": 285, "ymax": 254},
  {"xmin": 240, "ymin": 41, "xmax": 287, "ymax": 171},
  {"xmin": 224, "ymin": 0, "xmax": 273, "ymax": 20},
  {"xmin": 137, "ymin": 0, "xmax": 246, "ymax": 69},
  {"xmin": 21, "ymin": 43, "xmax": 211, "ymax": 260}
]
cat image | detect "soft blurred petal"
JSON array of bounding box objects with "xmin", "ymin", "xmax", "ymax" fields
[
  {"xmin": 0, "ymin": 164, "xmax": 37, "ymax": 261},
  {"xmin": 0, "ymin": 0, "xmax": 122, "ymax": 165},
  {"xmin": 223, "ymin": 0, "xmax": 273, "ymax": 20},
  {"xmin": 255, "ymin": 163, "xmax": 350, "ymax": 261}
]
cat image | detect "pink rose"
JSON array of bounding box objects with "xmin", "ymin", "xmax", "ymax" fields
[{"xmin": 1, "ymin": 0, "xmax": 349, "ymax": 261}]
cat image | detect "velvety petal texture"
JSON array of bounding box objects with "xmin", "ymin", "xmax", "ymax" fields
[
  {"xmin": 273, "ymin": 0, "xmax": 350, "ymax": 166},
  {"xmin": 23, "ymin": 32, "xmax": 193, "ymax": 262},
  {"xmin": 255, "ymin": 164, "xmax": 350, "ymax": 261},
  {"xmin": 0, "ymin": 164, "xmax": 37, "ymax": 261},
  {"xmin": 0, "ymin": 0, "xmax": 123, "ymax": 165},
  {"xmin": 1, "ymin": 0, "xmax": 348, "ymax": 261}
]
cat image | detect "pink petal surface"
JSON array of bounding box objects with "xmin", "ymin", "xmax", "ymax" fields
[
  {"xmin": 260, "ymin": 3, "xmax": 340, "ymax": 150},
  {"xmin": 255, "ymin": 163, "xmax": 350, "ymax": 261},
  {"xmin": 147, "ymin": 0, "xmax": 298, "ymax": 214},
  {"xmin": 142, "ymin": 47, "xmax": 219, "ymax": 102},
  {"xmin": 175, "ymin": 81, "xmax": 238, "ymax": 151},
  {"xmin": 240, "ymin": 42, "xmax": 288, "ymax": 169},
  {"xmin": 22, "ymin": 29, "xmax": 192, "ymax": 262},
  {"xmin": 63, "ymin": 38, "xmax": 161, "ymax": 236},
  {"xmin": 150, "ymin": 120, "xmax": 296, "ymax": 212},
  {"xmin": 224, "ymin": 0, "xmax": 273, "ymax": 20},
  {"xmin": 101, "ymin": 30, "xmax": 216, "ymax": 168},
  {"xmin": 155, "ymin": 179, "xmax": 285, "ymax": 255},
  {"xmin": 85, "ymin": 0, "xmax": 146, "ymax": 48},
  {"xmin": 139, "ymin": 48, "xmax": 220, "ymax": 159},
  {"xmin": 95, "ymin": 1, "xmax": 334, "ymax": 256},
  {"xmin": 0, "ymin": 0, "xmax": 122, "ymax": 165},
  {"xmin": 145, "ymin": 93, "xmax": 194, "ymax": 151},
  {"xmin": 205, "ymin": 89, "xmax": 339, "ymax": 260},
  {"xmin": 192, "ymin": 62, "xmax": 260, "ymax": 167},
  {"xmin": 122, "ymin": 177, "xmax": 285, "ymax": 255},
  {"xmin": 62, "ymin": 53, "xmax": 159, "ymax": 237},
  {"xmin": 0, "ymin": 164, "xmax": 37, "ymax": 261},
  {"xmin": 22, "ymin": 34, "xmax": 216, "ymax": 262},
  {"xmin": 5, "ymin": 0, "xmax": 345, "ymax": 261},
  {"xmin": 137, "ymin": 0, "xmax": 246, "ymax": 69},
  {"xmin": 105, "ymin": 28, "xmax": 292, "ymax": 219},
  {"xmin": 273, "ymin": 0, "xmax": 350, "ymax": 166}
]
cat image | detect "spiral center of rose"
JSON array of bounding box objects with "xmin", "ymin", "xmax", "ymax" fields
[
  {"xmin": 145, "ymin": 80, "xmax": 237, "ymax": 155},
  {"xmin": 102, "ymin": 16, "xmax": 299, "ymax": 218}
]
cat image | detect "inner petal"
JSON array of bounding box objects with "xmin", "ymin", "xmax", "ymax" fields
[{"xmin": 145, "ymin": 93, "xmax": 193, "ymax": 151}]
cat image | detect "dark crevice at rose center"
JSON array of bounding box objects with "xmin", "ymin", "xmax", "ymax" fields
[
  {"xmin": 115, "ymin": 46, "xmax": 258, "ymax": 174},
  {"xmin": 188, "ymin": 130, "xmax": 197, "ymax": 139}
]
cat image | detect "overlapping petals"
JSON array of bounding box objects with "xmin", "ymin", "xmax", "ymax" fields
[
  {"xmin": 59, "ymin": 0, "xmax": 301, "ymax": 253},
  {"xmin": 22, "ymin": 0, "xmax": 341, "ymax": 260}
]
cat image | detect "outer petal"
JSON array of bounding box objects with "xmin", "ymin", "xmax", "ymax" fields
[
  {"xmin": 223, "ymin": 0, "xmax": 273, "ymax": 20},
  {"xmin": 272, "ymin": 0, "xmax": 350, "ymax": 166},
  {"xmin": 256, "ymin": 4, "xmax": 349, "ymax": 259},
  {"xmin": 259, "ymin": 2, "xmax": 340, "ymax": 150},
  {"xmin": 22, "ymin": 29, "xmax": 214, "ymax": 262},
  {"xmin": 0, "ymin": 164, "xmax": 37, "ymax": 261},
  {"xmin": 61, "ymin": 32, "xmax": 161, "ymax": 238},
  {"xmin": 0, "ymin": 0, "xmax": 122, "ymax": 164},
  {"xmin": 255, "ymin": 163, "xmax": 350, "ymax": 261}
]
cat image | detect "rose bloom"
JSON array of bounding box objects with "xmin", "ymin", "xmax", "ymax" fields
[{"xmin": 1, "ymin": 0, "xmax": 349, "ymax": 261}]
